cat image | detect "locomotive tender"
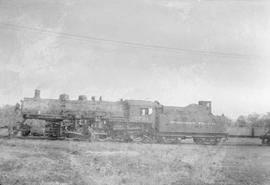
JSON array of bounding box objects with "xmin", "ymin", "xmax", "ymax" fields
[{"xmin": 20, "ymin": 90, "xmax": 229, "ymax": 144}]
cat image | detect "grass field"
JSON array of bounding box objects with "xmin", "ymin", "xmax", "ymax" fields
[{"xmin": 0, "ymin": 138, "xmax": 270, "ymax": 185}]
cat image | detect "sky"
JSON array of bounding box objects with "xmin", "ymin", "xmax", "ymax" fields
[{"xmin": 0, "ymin": 0, "xmax": 270, "ymax": 119}]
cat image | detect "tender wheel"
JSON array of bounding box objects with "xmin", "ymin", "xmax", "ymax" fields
[
  {"xmin": 193, "ymin": 137, "xmax": 222, "ymax": 145},
  {"xmin": 193, "ymin": 138, "xmax": 204, "ymax": 144},
  {"xmin": 212, "ymin": 138, "xmax": 222, "ymax": 145}
]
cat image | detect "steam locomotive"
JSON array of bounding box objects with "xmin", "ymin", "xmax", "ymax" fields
[{"xmin": 18, "ymin": 90, "xmax": 270, "ymax": 145}]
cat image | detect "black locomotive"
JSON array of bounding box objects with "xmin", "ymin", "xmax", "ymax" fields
[{"xmin": 18, "ymin": 90, "xmax": 269, "ymax": 145}]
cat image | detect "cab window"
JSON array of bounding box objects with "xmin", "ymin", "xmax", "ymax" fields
[{"xmin": 140, "ymin": 108, "xmax": 153, "ymax": 115}]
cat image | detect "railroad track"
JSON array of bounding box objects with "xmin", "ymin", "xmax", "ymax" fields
[{"xmin": 0, "ymin": 136, "xmax": 269, "ymax": 147}]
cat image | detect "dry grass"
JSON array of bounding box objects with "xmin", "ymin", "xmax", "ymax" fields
[{"xmin": 0, "ymin": 138, "xmax": 270, "ymax": 185}]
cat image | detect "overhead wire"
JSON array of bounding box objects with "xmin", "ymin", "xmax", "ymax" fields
[{"xmin": 0, "ymin": 22, "xmax": 261, "ymax": 59}]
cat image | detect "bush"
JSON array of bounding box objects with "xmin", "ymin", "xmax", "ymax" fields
[{"xmin": 0, "ymin": 105, "xmax": 22, "ymax": 127}]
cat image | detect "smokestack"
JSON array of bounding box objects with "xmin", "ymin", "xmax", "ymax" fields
[{"xmin": 34, "ymin": 89, "xmax": 40, "ymax": 99}]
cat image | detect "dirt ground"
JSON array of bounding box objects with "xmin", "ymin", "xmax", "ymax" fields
[{"xmin": 0, "ymin": 138, "xmax": 270, "ymax": 185}]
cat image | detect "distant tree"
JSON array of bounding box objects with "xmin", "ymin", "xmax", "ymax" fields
[
  {"xmin": 262, "ymin": 112, "xmax": 270, "ymax": 128},
  {"xmin": 235, "ymin": 113, "xmax": 270, "ymax": 128},
  {"xmin": 246, "ymin": 113, "xmax": 260, "ymax": 127},
  {"xmin": 236, "ymin": 115, "xmax": 246, "ymax": 127},
  {"xmin": 0, "ymin": 104, "xmax": 22, "ymax": 127}
]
